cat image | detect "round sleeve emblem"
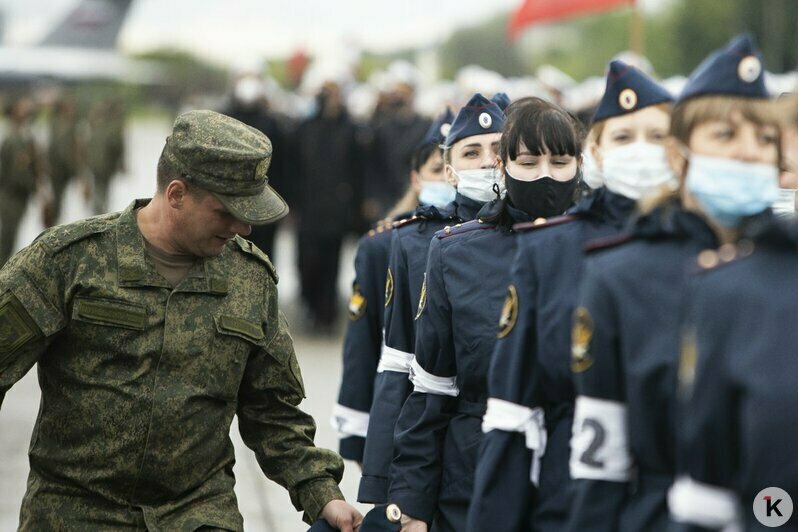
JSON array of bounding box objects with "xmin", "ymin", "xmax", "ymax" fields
[
  {"xmin": 497, "ymin": 285, "xmax": 519, "ymax": 339},
  {"xmin": 414, "ymin": 273, "xmax": 427, "ymax": 320},
  {"xmin": 618, "ymin": 88, "xmax": 638, "ymax": 111},
  {"xmin": 478, "ymin": 112, "xmax": 493, "ymax": 129},
  {"xmin": 571, "ymin": 307, "xmax": 594, "ymax": 373},
  {"xmin": 384, "ymin": 268, "xmax": 394, "ymax": 308},
  {"xmin": 738, "ymin": 55, "xmax": 762, "ymax": 83}
]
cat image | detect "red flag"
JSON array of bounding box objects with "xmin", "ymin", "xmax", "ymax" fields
[{"xmin": 509, "ymin": 0, "xmax": 634, "ymax": 39}]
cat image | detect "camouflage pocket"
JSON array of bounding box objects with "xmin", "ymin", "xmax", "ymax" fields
[
  {"xmin": 72, "ymin": 296, "xmax": 146, "ymax": 330},
  {"xmin": 209, "ymin": 314, "xmax": 264, "ymax": 401}
]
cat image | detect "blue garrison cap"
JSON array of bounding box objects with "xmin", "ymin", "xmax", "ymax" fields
[
  {"xmin": 678, "ymin": 33, "xmax": 768, "ymax": 103},
  {"xmin": 444, "ymin": 93, "xmax": 506, "ymax": 148},
  {"xmin": 491, "ymin": 92, "xmax": 511, "ymax": 112},
  {"xmin": 592, "ymin": 60, "xmax": 673, "ymax": 123},
  {"xmin": 419, "ymin": 107, "xmax": 455, "ymax": 148}
]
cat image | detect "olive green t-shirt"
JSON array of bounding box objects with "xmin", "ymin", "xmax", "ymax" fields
[{"xmin": 143, "ymin": 238, "xmax": 196, "ymax": 288}]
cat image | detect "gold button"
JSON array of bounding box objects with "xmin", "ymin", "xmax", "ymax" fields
[
  {"xmin": 737, "ymin": 239, "xmax": 755, "ymax": 258},
  {"xmin": 443, "ymin": 226, "xmax": 451, "ymax": 233},
  {"xmin": 385, "ymin": 503, "xmax": 402, "ymax": 523},
  {"xmin": 533, "ymin": 217, "xmax": 547, "ymax": 225},
  {"xmin": 697, "ymin": 249, "xmax": 719, "ymax": 270},
  {"xmin": 718, "ymin": 243, "xmax": 736, "ymax": 262}
]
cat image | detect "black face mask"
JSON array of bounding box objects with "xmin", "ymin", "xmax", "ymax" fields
[{"xmin": 504, "ymin": 169, "xmax": 577, "ymax": 218}]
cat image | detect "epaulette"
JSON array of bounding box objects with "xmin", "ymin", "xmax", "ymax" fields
[
  {"xmin": 391, "ymin": 214, "xmax": 426, "ymax": 230},
  {"xmin": 512, "ymin": 214, "xmax": 580, "ymax": 232},
  {"xmin": 367, "ymin": 219, "xmax": 394, "ymax": 238},
  {"xmin": 35, "ymin": 212, "xmax": 119, "ymax": 254},
  {"xmin": 692, "ymin": 240, "xmax": 755, "ymax": 274},
  {"xmin": 436, "ymin": 219, "xmax": 495, "ymax": 239},
  {"xmin": 583, "ymin": 232, "xmax": 636, "ymax": 253},
  {"xmin": 234, "ymin": 236, "xmax": 278, "ymax": 283}
]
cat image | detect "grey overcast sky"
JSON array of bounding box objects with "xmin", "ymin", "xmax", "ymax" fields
[{"xmin": 0, "ymin": 0, "xmax": 670, "ymax": 65}]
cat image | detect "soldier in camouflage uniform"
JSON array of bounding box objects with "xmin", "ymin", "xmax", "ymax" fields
[
  {"xmin": 47, "ymin": 95, "xmax": 84, "ymax": 224},
  {"xmin": 0, "ymin": 97, "xmax": 45, "ymax": 266},
  {"xmin": 87, "ymin": 98, "xmax": 126, "ymax": 215},
  {"xmin": 0, "ymin": 110, "xmax": 362, "ymax": 531}
]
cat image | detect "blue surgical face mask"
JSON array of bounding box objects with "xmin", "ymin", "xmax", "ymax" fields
[
  {"xmin": 685, "ymin": 152, "xmax": 779, "ymax": 227},
  {"xmin": 418, "ymin": 180, "xmax": 456, "ymax": 208}
]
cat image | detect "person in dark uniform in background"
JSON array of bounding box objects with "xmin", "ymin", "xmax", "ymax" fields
[
  {"xmin": 224, "ymin": 74, "xmax": 288, "ymax": 260},
  {"xmin": 293, "ymin": 80, "xmax": 363, "ymax": 333},
  {"xmin": 0, "ymin": 97, "xmax": 47, "ymax": 266},
  {"xmin": 568, "ymin": 34, "xmax": 779, "ymax": 532},
  {"xmin": 469, "ymin": 62, "xmax": 674, "ymax": 532},
  {"xmin": 48, "ymin": 94, "xmax": 84, "ymax": 224},
  {"xmin": 388, "ymin": 96, "xmax": 581, "ymax": 532},
  {"xmin": 362, "ymin": 75, "xmax": 431, "ymax": 224},
  {"xmin": 332, "ymin": 109, "xmax": 455, "ymax": 467},
  {"xmin": 358, "ymin": 95, "xmax": 504, "ymax": 507}
]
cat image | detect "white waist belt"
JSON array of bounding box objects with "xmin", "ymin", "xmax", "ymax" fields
[
  {"xmin": 330, "ymin": 403, "xmax": 370, "ymax": 438},
  {"xmin": 377, "ymin": 344, "xmax": 414, "ymax": 373},
  {"xmin": 482, "ymin": 397, "xmax": 547, "ymax": 485},
  {"xmin": 409, "ymin": 357, "xmax": 459, "ymax": 397},
  {"xmin": 668, "ymin": 475, "xmax": 741, "ymax": 531}
]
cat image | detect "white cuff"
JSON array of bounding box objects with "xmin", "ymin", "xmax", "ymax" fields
[
  {"xmin": 409, "ymin": 357, "xmax": 459, "ymax": 397},
  {"xmin": 330, "ymin": 403, "xmax": 370, "ymax": 438},
  {"xmin": 669, "ymin": 476, "xmax": 741, "ymax": 530},
  {"xmin": 482, "ymin": 397, "xmax": 547, "ymax": 485},
  {"xmin": 569, "ymin": 396, "xmax": 634, "ymax": 482},
  {"xmin": 377, "ymin": 344, "xmax": 414, "ymax": 373}
]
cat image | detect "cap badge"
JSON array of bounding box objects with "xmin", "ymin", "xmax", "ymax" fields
[
  {"xmin": 478, "ymin": 112, "xmax": 493, "ymax": 129},
  {"xmin": 738, "ymin": 55, "xmax": 762, "ymax": 83},
  {"xmin": 440, "ymin": 123, "xmax": 452, "ymax": 137},
  {"xmin": 618, "ymin": 88, "xmax": 638, "ymax": 111}
]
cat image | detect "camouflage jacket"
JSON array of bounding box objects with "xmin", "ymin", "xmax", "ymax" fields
[{"xmin": 0, "ymin": 199, "xmax": 344, "ymax": 531}]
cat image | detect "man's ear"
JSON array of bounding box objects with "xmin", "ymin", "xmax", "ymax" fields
[{"xmin": 165, "ymin": 179, "xmax": 188, "ymax": 209}]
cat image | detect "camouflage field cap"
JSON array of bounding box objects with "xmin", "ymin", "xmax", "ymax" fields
[{"xmin": 163, "ymin": 109, "xmax": 289, "ymax": 225}]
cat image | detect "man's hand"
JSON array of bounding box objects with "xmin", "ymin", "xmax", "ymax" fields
[
  {"xmin": 320, "ymin": 499, "xmax": 363, "ymax": 532},
  {"xmin": 400, "ymin": 515, "xmax": 428, "ymax": 532}
]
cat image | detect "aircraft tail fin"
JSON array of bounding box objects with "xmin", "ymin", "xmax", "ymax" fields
[{"xmin": 39, "ymin": 0, "xmax": 133, "ymax": 49}]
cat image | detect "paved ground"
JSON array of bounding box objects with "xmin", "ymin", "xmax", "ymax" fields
[{"xmin": 0, "ymin": 116, "xmax": 369, "ymax": 531}]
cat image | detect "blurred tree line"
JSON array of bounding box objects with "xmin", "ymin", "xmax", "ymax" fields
[{"xmin": 437, "ymin": 0, "xmax": 798, "ymax": 79}]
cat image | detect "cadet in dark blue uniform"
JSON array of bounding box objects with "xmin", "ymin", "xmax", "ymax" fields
[
  {"xmin": 388, "ymin": 97, "xmax": 582, "ymax": 532},
  {"xmin": 359, "ymin": 95, "xmax": 506, "ymax": 504},
  {"xmin": 567, "ymin": 34, "xmax": 780, "ymax": 532},
  {"xmin": 333, "ymin": 109, "xmax": 456, "ymax": 464},
  {"xmin": 469, "ymin": 61, "xmax": 674, "ymax": 532},
  {"xmin": 668, "ymin": 221, "xmax": 798, "ymax": 532}
]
